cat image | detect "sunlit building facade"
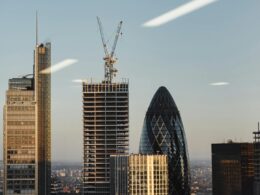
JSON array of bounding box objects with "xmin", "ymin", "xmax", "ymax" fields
[
  {"xmin": 212, "ymin": 142, "xmax": 254, "ymax": 195},
  {"xmin": 82, "ymin": 80, "xmax": 129, "ymax": 195},
  {"xmin": 139, "ymin": 86, "xmax": 191, "ymax": 195},
  {"xmin": 4, "ymin": 78, "xmax": 36, "ymax": 195},
  {"xmin": 3, "ymin": 42, "xmax": 51, "ymax": 195},
  {"xmin": 35, "ymin": 43, "xmax": 52, "ymax": 195},
  {"xmin": 110, "ymin": 154, "xmax": 168, "ymax": 195},
  {"xmin": 128, "ymin": 154, "xmax": 168, "ymax": 195}
]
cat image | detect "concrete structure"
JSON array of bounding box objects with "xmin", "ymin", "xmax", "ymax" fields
[
  {"xmin": 82, "ymin": 80, "xmax": 129, "ymax": 195},
  {"xmin": 3, "ymin": 41, "xmax": 51, "ymax": 195},
  {"xmin": 110, "ymin": 154, "xmax": 168, "ymax": 195},
  {"xmin": 212, "ymin": 142, "xmax": 254, "ymax": 195}
]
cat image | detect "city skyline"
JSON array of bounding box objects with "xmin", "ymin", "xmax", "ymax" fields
[{"xmin": 1, "ymin": 1, "xmax": 260, "ymax": 162}]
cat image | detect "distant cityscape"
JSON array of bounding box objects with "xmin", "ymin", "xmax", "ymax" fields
[{"xmin": 0, "ymin": 160, "xmax": 213, "ymax": 194}]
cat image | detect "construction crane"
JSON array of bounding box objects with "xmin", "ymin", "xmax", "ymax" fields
[{"xmin": 97, "ymin": 17, "xmax": 123, "ymax": 83}]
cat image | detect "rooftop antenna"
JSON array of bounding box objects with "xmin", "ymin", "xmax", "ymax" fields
[{"xmin": 36, "ymin": 11, "xmax": 38, "ymax": 46}]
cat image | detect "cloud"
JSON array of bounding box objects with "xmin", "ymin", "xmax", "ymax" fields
[
  {"xmin": 209, "ymin": 82, "xmax": 230, "ymax": 86},
  {"xmin": 143, "ymin": 0, "xmax": 218, "ymax": 27},
  {"xmin": 41, "ymin": 59, "xmax": 78, "ymax": 74}
]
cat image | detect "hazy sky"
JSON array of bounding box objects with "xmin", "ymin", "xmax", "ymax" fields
[{"xmin": 1, "ymin": 0, "xmax": 260, "ymax": 162}]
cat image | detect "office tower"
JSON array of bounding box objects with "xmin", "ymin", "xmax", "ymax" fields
[
  {"xmin": 82, "ymin": 80, "xmax": 129, "ymax": 194},
  {"xmin": 110, "ymin": 154, "xmax": 168, "ymax": 195},
  {"xmin": 34, "ymin": 42, "xmax": 52, "ymax": 195},
  {"xmin": 139, "ymin": 86, "xmax": 190, "ymax": 195},
  {"xmin": 110, "ymin": 155, "xmax": 128, "ymax": 195},
  {"xmin": 212, "ymin": 142, "xmax": 254, "ymax": 195},
  {"xmin": 253, "ymin": 124, "xmax": 260, "ymax": 195},
  {"xmin": 4, "ymin": 77, "xmax": 36, "ymax": 194},
  {"xmin": 3, "ymin": 35, "xmax": 51, "ymax": 194},
  {"xmin": 51, "ymin": 176, "xmax": 63, "ymax": 195},
  {"xmin": 128, "ymin": 155, "xmax": 168, "ymax": 195}
]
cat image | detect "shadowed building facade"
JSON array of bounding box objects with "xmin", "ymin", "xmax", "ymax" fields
[
  {"xmin": 253, "ymin": 125, "xmax": 260, "ymax": 195},
  {"xmin": 139, "ymin": 86, "xmax": 190, "ymax": 195},
  {"xmin": 3, "ymin": 42, "xmax": 51, "ymax": 195},
  {"xmin": 212, "ymin": 142, "xmax": 254, "ymax": 195},
  {"xmin": 110, "ymin": 155, "xmax": 128, "ymax": 195}
]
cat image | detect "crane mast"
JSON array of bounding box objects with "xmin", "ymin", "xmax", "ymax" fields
[{"xmin": 97, "ymin": 17, "xmax": 123, "ymax": 83}]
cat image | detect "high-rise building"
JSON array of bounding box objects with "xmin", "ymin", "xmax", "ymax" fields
[
  {"xmin": 4, "ymin": 77, "xmax": 36, "ymax": 194},
  {"xmin": 212, "ymin": 142, "xmax": 254, "ymax": 195},
  {"xmin": 253, "ymin": 124, "xmax": 260, "ymax": 195},
  {"xmin": 50, "ymin": 176, "xmax": 63, "ymax": 195},
  {"xmin": 34, "ymin": 42, "xmax": 52, "ymax": 195},
  {"xmin": 82, "ymin": 80, "xmax": 129, "ymax": 194},
  {"xmin": 139, "ymin": 86, "xmax": 190, "ymax": 195},
  {"xmin": 110, "ymin": 155, "xmax": 128, "ymax": 195},
  {"xmin": 110, "ymin": 154, "xmax": 168, "ymax": 195},
  {"xmin": 83, "ymin": 18, "xmax": 128, "ymax": 195},
  {"xmin": 128, "ymin": 154, "xmax": 168, "ymax": 195},
  {"xmin": 3, "ymin": 35, "xmax": 51, "ymax": 194}
]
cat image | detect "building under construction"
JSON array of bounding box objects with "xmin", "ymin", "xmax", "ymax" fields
[{"xmin": 82, "ymin": 18, "xmax": 129, "ymax": 194}]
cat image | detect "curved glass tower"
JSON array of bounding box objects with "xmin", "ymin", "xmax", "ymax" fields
[{"xmin": 139, "ymin": 86, "xmax": 190, "ymax": 195}]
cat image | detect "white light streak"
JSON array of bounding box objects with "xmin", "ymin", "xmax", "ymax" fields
[
  {"xmin": 209, "ymin": 82, "xmax": 229, "ymax": 86},
  {"xmin": 143, "ymin": 0, "xmax": 218, "ymax": 27},
  {"xmin": 72, "ymin": 79, "xmax": 86, "ymax": 83},
  {"xmin": 41, "ymin": 59, "xmax": 78, "ymax": 74}
]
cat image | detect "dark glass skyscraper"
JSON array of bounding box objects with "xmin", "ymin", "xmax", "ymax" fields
[
  {"xmin": 139, "ymin": 86, "xmax": 190, "ymax": 195},
  {"xmin": 212, "ymin": 142, "xmax": 254, "ymax": 195}
]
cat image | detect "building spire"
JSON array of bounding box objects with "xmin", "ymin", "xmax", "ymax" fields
[{"xmin": 36, "ymin": 11, "xmax": 38, "ymax": 46}]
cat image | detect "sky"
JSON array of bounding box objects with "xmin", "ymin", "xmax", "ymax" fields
[{"xmin": 1, "ymin": 0, "xmax": 260, "ymax": 162}]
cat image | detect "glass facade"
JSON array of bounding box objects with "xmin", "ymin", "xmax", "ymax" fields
[
  {"xmin": 110, "ymin": 155, "xmax": 129, "ymax": 195},
  {"xmin": 34, "ymin": 42, "xmax": 52, "ymax": 195},
  {"xmin": 4, "ymin": 81, "xmax": 36, "ymax": 195},
  {"xmin": 139, "ymin": 86, "xmax": 191, "ymax": 195},
  {"xmin": 128, "ymin": 155, "xmax": 168, "ymax": 195},
  {"xmin": 3, "ymin": 42, "xmax": 52, "ymax": 195},
  {"xmin": 110, "ymin": 154, "xmax": 168, "ymax": 195},
  {"xmin": 212, "ymin": 143, "xmax": 254, "ymax": 195}
]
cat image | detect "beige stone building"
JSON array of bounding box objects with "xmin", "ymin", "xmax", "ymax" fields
[
  {"xmin": 3, "ymin": 42, "xmax": 51, "ymax": 195},
  {"xmin": 4, "ymin": 81, "xmax": 36, "ymax": 195},
  {"xmin": 110, "ymin": 154, "xmax": 169, "ymax": 195}
]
